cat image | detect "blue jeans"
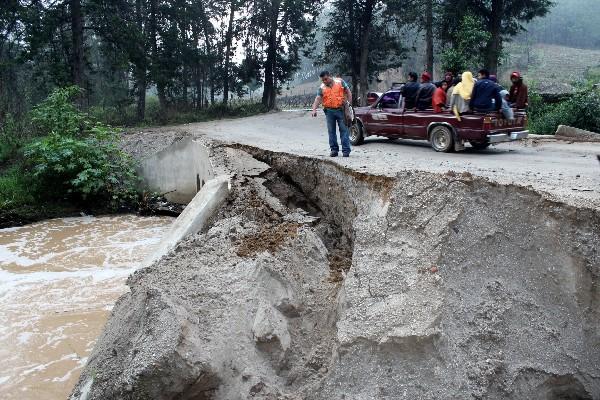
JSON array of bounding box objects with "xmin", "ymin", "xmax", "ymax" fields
[{"xmin": 324, "ymin": 109, "xmax": 351, "ymax": 155}]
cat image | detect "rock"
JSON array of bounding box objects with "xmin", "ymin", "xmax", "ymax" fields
[
  {"xmin": 555, "ymin": 125, "xmax": 600, "ymax": 141},
  {"xmin": 251, "ymin": 303, "xmax": 291, "ymax": 351}
]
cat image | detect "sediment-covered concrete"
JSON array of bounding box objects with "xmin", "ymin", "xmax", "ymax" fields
[
  {"xmin": 142, "ymin": 175, "xmax": 230, "ymax": 269},
  {"xmin": 138, "ymin": 136, "xmax": 216, "ymax": 203},
  {"xmin": 72, "ymin": 140, "xmax": 600, "ymax": 400}
]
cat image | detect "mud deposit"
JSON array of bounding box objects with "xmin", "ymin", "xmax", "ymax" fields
[
  {"xmin": 72, "ymin": 144, "xmax": 599, "ymax": 400},
  {"xmin": 0, "ymin": 215, "xmax": 173, "ymax": 400}
]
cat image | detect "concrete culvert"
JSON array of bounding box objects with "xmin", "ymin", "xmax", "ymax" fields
[{"xmin": 71, "ymin": 142, "xmax": 599, "ymax": 400}]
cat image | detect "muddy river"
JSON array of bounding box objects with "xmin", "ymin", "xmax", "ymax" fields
[{"xmin": 0, "ymin": 215, "xmax": 173, "ymax": 399}]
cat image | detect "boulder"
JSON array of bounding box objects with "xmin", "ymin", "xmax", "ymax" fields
[{"xmin": 555, "ymin": 125, "xmax": 600, "ymax": 141}]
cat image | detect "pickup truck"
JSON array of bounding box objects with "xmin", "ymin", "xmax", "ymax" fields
[{"xmin": 351, "ymin": 87, "xmax": 529, "ymax": 152}]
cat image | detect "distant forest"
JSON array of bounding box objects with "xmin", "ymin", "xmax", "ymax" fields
[
  {"xmin": 526, "ymin": 0, "xmax": 600, "ymax": 49},
  {"xmin": 0, "ymin": 0, "xmax": 598, "ymax": 123}
]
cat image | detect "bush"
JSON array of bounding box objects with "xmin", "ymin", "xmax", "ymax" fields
[
  {"xmin": 30, "ymin": 86, "xmax": 88, "ymax": 136},
  {"xmin": 23, "ymin": 87, "xmax": 139, "ymax": 209},
  {"xmin": 88, "ymin": 95, "xmax": 268, "ymax": 127},
  {"xmin": 0, "ymin": 166, "xmax": 34, "ymax": 211},
  {"xmin": 0, "ymin": 114, "xmax": 27, "ymax": 164},
  {"xmin": 528, "ymin": 87, "xmax": 600, "ymax": 134}
]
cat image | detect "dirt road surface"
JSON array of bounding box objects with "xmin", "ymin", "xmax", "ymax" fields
[{"xmin": 173, "ymin": 111, "xmax": 599, "ymax": 208}]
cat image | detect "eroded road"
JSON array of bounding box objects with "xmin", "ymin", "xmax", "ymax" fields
[{"xmin": 145, "ymin": 111, "xmax": 600, "ymax": 208}]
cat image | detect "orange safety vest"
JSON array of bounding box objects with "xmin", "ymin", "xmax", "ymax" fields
[{"xmin": 321, "ymin": 78, "xmax": 346, "ymax": 109}]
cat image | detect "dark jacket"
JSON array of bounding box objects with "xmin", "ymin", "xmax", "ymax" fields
[
  {"xmin": 509, "ymin": 82, "xmax": 528, "ymax": 109},
  {"xmin": 415, "ymin": 82, "xmax": 436, "ymax": 110},
  {"xmin": 470, "ymin": 79, "xmax": 502, "ymax": 112},
  {"xmin": 401, "ymin": 81, "xmax": 420, "ymax": 109}
]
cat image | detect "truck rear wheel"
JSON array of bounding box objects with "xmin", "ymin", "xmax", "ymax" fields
[
  {"xmin": 350, "ymin": 121, "xmax": 365, "ymax": 146},
  {"xmin": 430, "ymin": 125, "xmax": 454, "ymax": 152}
]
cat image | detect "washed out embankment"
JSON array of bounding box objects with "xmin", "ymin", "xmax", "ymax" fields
[{"xmin": 71, "ymin": 139, "xmax": 599, "ymax": 400}]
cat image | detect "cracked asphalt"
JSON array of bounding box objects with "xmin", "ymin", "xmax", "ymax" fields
[{"xmin": 175, "ymin": 110, "xmax": 600, "ymax": 209}]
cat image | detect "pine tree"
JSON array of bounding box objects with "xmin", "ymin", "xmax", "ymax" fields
[
  {"xmin": 440, "ymin": 0, "xmax": 553, "ymax": 73},
  {"xmin": 318, "ymin": 0, "xmax": 407, "ymax": 105}
]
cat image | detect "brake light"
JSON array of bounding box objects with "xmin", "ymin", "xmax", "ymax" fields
[{"xmin": 483, "ymin": 116, "xmax": 493, "ymax": 131}]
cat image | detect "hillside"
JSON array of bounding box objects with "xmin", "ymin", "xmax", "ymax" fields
[
  {"xmin": 501, "ymin": 43, "xmax": 600, "ymax": 93},
  {"xmin": 280, "ymin": 43, "xmax": 600, "ymax": 105}
]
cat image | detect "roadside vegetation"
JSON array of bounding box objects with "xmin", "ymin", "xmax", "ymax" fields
[
  {"xmin": 528, "ymin": 84, "xmax": 600, "ymax": 135},
  {"xmin": 0, "ymin": 87, "xmax": 139, "ymax": 226},
  {"xmin": 0, "ymin": 85, "xmax": 268, "ymax": 227},
  {"xmin": 88, "ymin": 99, "xmax": 268, "ymax": 127}
]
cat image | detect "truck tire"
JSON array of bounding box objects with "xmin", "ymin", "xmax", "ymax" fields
[
  {"xmin": 430, "ymin": 125, "xmax": 454, "ymax": 152},
  {"xmin": 470, "ymin": 141, "xmax": 491, "ymax": 150},
  {"xmin": 350, "ymin": 121, "xmax": 365, "ymax": 146}
]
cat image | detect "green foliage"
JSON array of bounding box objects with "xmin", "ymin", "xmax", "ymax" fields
[
  {"xmin": 23, "ymin": 87, "xmax": 139, "ymax": 209},
  {"xmin": 30, "ymin": 86, "xmax": 87, "ymax": 136},
  {"xmin": 585, "ymin": 66, "xmax": 600, "ymax": 83},
  {"xmin": 440, "ymin": 15, "xmax": 490, "ymax": 74},
  {"xmin": 0, "ymin": 166, "xmax": 34, "ymax": 211},
  {"xmin": 438, "ymin": 0, "xmax": 552, "ymax": 71},
  {"xmin": 528, "ymin": 88, "xmax": 600, "ymax": 134},
  {"xmin": 89, "ymin": 97, "xmax": 268, "ymax": 126},
  {"xmin": 0, "ymin": 114, "xmax": 28, "ymax": 164},
  {"xmin": 317, "ymin": 0, "xmax": 408, "ymax": 102}
]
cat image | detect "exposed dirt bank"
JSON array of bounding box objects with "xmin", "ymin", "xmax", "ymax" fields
[{"xmin": 71, "ymin": 137, "xmax": 599, "ymax": 399}]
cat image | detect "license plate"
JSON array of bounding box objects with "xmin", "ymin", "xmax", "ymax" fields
[{"xmin": 494, "ymin": 117, "xmax": 523, "ymax": 128}]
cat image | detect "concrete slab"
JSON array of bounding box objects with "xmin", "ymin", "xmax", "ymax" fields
[
  {"xmin": 142, "ymin": 175, "xmax": 230, "ymax": 268},
  {"xmin": 139, "ymin": 137, "xmax": 215, "ymax": 203}
]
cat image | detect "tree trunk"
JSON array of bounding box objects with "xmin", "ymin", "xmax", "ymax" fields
[
  {"xmin": 262, "ymin": 0, "xmax": 281, "ymax": 110},
  {"xmin": 149, "ymin": 0, "xmax": 167, "ymax": 111},
  {"xmin": 70, "ymin": 0, "xmax": 84, "ymax": 107},
  {"xmin": 486, "ymin": 0, "xmax": 503, "ymax": 74},
  {"xmin": 349, "ymin": 3, "xmax": 359, "ymax": 106},
  {"xmin": 70, "ymin": 0, "xmax": 84, "ymax": 87},
  {"xmin": 424, "ymin": 0, "xmax": 434, "ymax": 75},
  {"xmin": 197, "ymin": 1, "xmax": 214, "ymax": 107},
  {"xmin": 222, "ymin": 0, "xmax": 236, "ymax": 105},
  {"xmin": 135, "ymin": 0, "xmax": 146, "ymax": 121},
  {"xmin": 135, "ymin": 66, "xmax": 146, "ymax": 120},
  {"xmin": 358, "ymin": 0, "xmax": 375, "ymax": 106},
  {"xmin": 182, "ymin": 65, "xmax": 188, "ymax": 105},
  {"xmin": 192, "ymin": 27, "xmax": 202, "ymax": 110}
]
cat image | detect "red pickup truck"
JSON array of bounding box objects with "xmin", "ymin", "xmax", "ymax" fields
[{"xmin": 351, "ymin": 88, "xmax": 529, "ymax": 152}]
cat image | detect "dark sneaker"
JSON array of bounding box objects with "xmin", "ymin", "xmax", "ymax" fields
[
  {"xmin": 330, "ymin": 152, "xmax": 338, "ymax": 157},
  {"xmin": 342, "ymin": 153, "xmax": 350, "ymax": 157}
]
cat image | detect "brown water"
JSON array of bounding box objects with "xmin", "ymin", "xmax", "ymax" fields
[{"xmin": 0, "ymin": 214, "xmax": 173, "ymax": 400}]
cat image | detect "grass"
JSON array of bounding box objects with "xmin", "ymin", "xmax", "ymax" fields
[{"xmin": 0, "ymin": 166, "xmax": 34, "ymax": 211}]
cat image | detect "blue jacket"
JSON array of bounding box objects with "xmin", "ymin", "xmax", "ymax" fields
[
  {"xmin": 470, "ymin": 79, "xmax": 502, "ymax": 112},
  {"xmin": 401, "ymin": 81, "xmax": 420, "ymax": 109}
]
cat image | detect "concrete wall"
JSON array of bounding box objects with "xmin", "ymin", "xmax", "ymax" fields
[
  {"xmin": 139, "ymin": 137, "xmax": 215, "ymax": 204},
  {"xmin": 142, "ymin": 175, "xmax": 230, "ymax": 269}
]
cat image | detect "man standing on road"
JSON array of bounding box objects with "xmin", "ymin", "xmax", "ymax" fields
[{"xmin": 311, "ymin": 71, "xmax": 353, "ymax": 157}]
